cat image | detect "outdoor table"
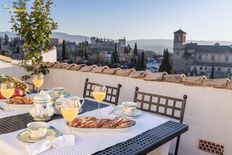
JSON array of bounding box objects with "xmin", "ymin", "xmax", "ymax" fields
[{"xmin": 0, "ymin": 99, "xmax": 188, "ymax": 155}]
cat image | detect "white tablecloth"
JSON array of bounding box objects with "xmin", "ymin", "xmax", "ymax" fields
[
  {"xmin": 0, "ymin": 106, "xmax": 169, "ymax": 155},
  {"xmin": 0, "ymin": 101, "xmax": 30, "ymax": 118}
]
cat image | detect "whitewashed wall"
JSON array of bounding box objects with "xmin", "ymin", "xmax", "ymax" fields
[
  {"xmin": 0, "ymin": 62, "xmax": 232, "ymax": 155},
  {"xmin": 43, "ymin": 68, "xmax": 232, "ymax": 155},
  {"xmin": 42, "ymin": 47, "xmax": 57, "ymax": 62}
]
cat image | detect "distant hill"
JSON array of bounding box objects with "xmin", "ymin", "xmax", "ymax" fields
[
  {"xmin": 51, "ymin": 32, "xmax": 90, "ymax": 43},
  {"xmin": 1, "ymin": 31, "xmax": 232, "ymax": 54}
]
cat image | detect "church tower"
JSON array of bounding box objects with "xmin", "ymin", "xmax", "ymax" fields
[
  {"xmin": 173, "ymin": 29, "xmax": 186, "ymax": 50},
  {"xmin": 172, "ymin": 29, "xmax": 187, "ymax": 73}
]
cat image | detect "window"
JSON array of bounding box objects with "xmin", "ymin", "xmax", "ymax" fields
[
  {"xmin": 228, "ymin": 68, "xmax": 231, "ymax": 73},
  {"xmin": 205, "ymin": 67, "xmax": 207, "ymax": 70},
  {"xmin": 211, "ymin": 55, "xmax": 215, "ymax": 61},
  {"xmin": 218, "ymin": 67, "xmax": 221, "ymax": 71},
  {"xmin": 200, "ymin": 67, "xmax": 203, "ymax": 70},
  {"xmin": 199, "ymin": 55, "xmax": 202, "ymax": 60},
  {"xmin": 225, "ymin": 56, "xmax": 229, "ymax": 61}
]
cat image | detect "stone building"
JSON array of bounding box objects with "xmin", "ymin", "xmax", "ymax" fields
[{"xmin": 172, "ymin": 29, "xmax": 232, "ymax": 78}]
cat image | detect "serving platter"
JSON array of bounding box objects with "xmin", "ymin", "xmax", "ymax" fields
[{"xmin": 68, "ymin": 117, "xmax": 136, "ymax": 134}]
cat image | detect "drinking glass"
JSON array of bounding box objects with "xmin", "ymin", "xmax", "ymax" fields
[
  {"xmin": 33, "ymin": 74, "xmax": 44, "ymax": 92},
  {"xmin": 61, "ymin": 99, "xmax": 80, "ymax": 134},
  {"xmin": 1, "ymin": 81, "xmax": 14, "ymax": 108},
  {"xmin": 92, "ymin": 85, "xmax": 106, "ymax": 110}
]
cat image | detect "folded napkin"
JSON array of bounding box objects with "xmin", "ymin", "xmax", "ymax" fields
[{"xmin": 26, "ymin": 135, "xmax": 75, "ymax": 155}]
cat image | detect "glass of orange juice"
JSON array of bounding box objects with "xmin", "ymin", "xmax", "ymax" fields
[
  {"xmin": 92, "ymin": 85, "xmax": 106, "ymax": 111},
  {"xmin": 61, "ymin": 99, "xmax": 79, "ymax": 134},
  {"xmin": 1, "ymin": 81, "xmax": 14, "ymax": 107},
  {"xmin": 33, "ymin": 74, "xmax": 44, "ymax": 92}
]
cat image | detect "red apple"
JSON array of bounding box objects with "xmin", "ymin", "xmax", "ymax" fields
[{"xmin": 15, "ymin": 88, "xmax": 24, "ymax": 97}]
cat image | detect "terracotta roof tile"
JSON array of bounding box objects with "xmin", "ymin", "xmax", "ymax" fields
[
  {"xmin": 202, "ymin": 78, "xmax": 230, "ymax": 88},
  {"xmin": 60, "ymin": 63, "xmax": 71, "ymax": 70},
  {"xmin": 79, "ymin": 65, "xmax": 97, "ymax": 72},
  {"xmin": 45, "ymin": 62, "xmax": 57, "ymax": 68},
  {"xmin": 163, "ymin": 74, "xmax": 185, "ymax": 83},
  {"xmin": 91, "ymin": 66, "xmax": 109, "ymax": 73},
  {"xmin": 115, "ymin": 69, "xmax": 135, "ymax": 76},
  {"xmin": 181, "ymin": 76, "xmax": 206, "ymax": 86},
  {"xmin": 129, "ymin": 70, "xmax": 151, "ymax": 78},
  {"xmin": 144, "ymin": 72, "xmax": 167, "ymax": 81},
  {"xmin": 69, "ymin": 64, "xmax": 86, "ymax": 71},
  {"xmin": 102, "ymin": 68, "xmax": 121, "ymax": 75},
  {"xmin": 52, "ymin": 62, "xmax": 63, "ymax": 69}
]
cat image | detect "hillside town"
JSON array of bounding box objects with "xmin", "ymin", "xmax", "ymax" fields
[
  {"xmin": 0, "ymin": 34, "xmax": 160, "ymax": 70},
  {"xmin": 1, "ymin": 29, "xmax": 232, "ymax": 78}
]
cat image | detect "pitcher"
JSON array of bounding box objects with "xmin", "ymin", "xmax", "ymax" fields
[{"xmin": 70, "ymin": 96, "xmax": 85, "ymax": 112}]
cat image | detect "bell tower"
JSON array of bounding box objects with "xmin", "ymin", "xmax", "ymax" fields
[
  {"xmin": 172, "ymin": 29, "xmax": 187, "ymax": 73},
  {"xmin": 173, "ymin": 29, "xmax": 186, "ymax": 50}
]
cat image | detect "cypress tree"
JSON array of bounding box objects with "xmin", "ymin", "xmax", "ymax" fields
[
  {"xmin": 111, "ymin": 43, "xmax": 119, "ymax": 65},
  {"xmin": 0, "ymin": 39, "xmax": 2, "ymax": 51},
  {"xmin": 133, "ymin": 43, "xmax": 138, "ymax": 56},
  {"xmin": 159, "ymin": 49, "xmax": 172, "ymax": 74},
  {"xmin": 140, "ymin": 52, "xmax": 146, "ymax": 70},
  {"xmin": 131, "ymin": 43, "xmax": 138, "ymax": 67},
  {"xmin": 4, "ymin": 34, "xmax": 9, "ymax": 45},
  {"xmin": 16, "ymin": 44, "xmax": 20, "ymax": 53},
  {"xmin": 84, "ymin": 49, "xmax": 89, "ymax": 60},
  {"xmin": 210, "ymin": 63, "xmax": 215, "ymax": 79},
  {"xmin": 62, "ymin": 40, "xmax": 66, "ymax": 60}
]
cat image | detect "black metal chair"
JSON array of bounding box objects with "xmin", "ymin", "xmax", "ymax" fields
[
  {"xmin": 133, "ymin": 87, "xmax": 187, "ymax": 155},
  {"xmin": 83, "ymin": 78, "xmax": 122, "ymax": 105}
]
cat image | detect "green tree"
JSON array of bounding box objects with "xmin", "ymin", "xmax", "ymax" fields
[
  {"xmin": 4, "ymin": 34, "xmax": 9, "ymax": 45},
  {"xmin": 62, "ymin": 40, "xmax": 66, "ymax": 60},
  {"xmin": 210, "ymin": 63, "xmax": 215, "ymax": 79},
  {"xmin": 16, "ymin": 44, "xmax": 20, "ymax": 53},
  {"xmin": 84, "ymin": 49, "xmax": 89, "ymax": 60},
  {"xmin": 133, "ymin": 43, "xmax": 138, "ymax": 56},
  {"xmin": 0, "ymin": 39, "xmax": 2, "ymax": 51},
  {"xmin": 11, "ymin": 0, "xmax": 58, "ymax": 80},
  {"xmin": 159, "ymin": 49, "xmax": 172, "ymax": 74},
  {"xmin": 111, "ymin": 43, "xmax": 119, "ymax": 65},
  {"xmin": 131, "ymin": 43, "xmax": 138, "ymax": 67},
  {"xmin": 139, "ymin": 52, "xmax": 146, "ymax": 70}
]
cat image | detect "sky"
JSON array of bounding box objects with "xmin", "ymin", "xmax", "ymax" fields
[{"xmin": 0, "ymin": 0, "xmax": 232, "ymax": 41}]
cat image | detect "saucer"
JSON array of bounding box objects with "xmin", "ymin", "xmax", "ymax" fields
[
  {"xmin": 113, "ymin": 108, "xmax": 142, "ymax": 117},
  {"xmin": 48, "ymin": 92, "xmax": 70, "ymax": 99},
  {"xmin": 17, "ymin": 128, "xmax": 59, "ymax": 143}
]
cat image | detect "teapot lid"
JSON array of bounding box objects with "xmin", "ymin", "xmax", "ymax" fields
[{"xmin": 33, "ymin": 91, "xmax": 51, "ymax": 102}]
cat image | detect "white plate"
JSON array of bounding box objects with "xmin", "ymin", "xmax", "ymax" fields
[
  {"xmin": 5, "ymin": 104, "xmax": 33, "ymax": 110},
  {"xmin": 113, "ymin": 108, "xmax": 142, "ymax": 117}
]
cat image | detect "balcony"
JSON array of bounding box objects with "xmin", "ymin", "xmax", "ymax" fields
[{"xmin": 0, "ymin": 56, "xmax": 231, "ymax": 155}]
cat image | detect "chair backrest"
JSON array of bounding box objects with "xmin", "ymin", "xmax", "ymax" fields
[
  {"xmin": 83, "ymin": 78, "xmax": 122, "ymax": 105},
  {"xmin": 133, "ymin": 87, "xmax": 187, "ymax": 123}
]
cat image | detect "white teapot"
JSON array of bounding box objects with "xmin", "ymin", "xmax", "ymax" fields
[{"xmin": 30, "ymin": 91, "xmax": 54, "ymax": 121}]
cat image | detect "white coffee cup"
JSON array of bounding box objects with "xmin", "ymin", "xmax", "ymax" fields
[
  {"xmin": 27, "ymin": 122, "xmax": 48, "ymax": 140},
  {"xmin": 122, "ymin": 102, "xmax": 137, "ymax": 115}
]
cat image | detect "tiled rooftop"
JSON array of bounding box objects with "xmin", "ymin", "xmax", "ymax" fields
[{"xmin": 45, "ymin": 61, "xmax": 232, "ymax": 90}]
